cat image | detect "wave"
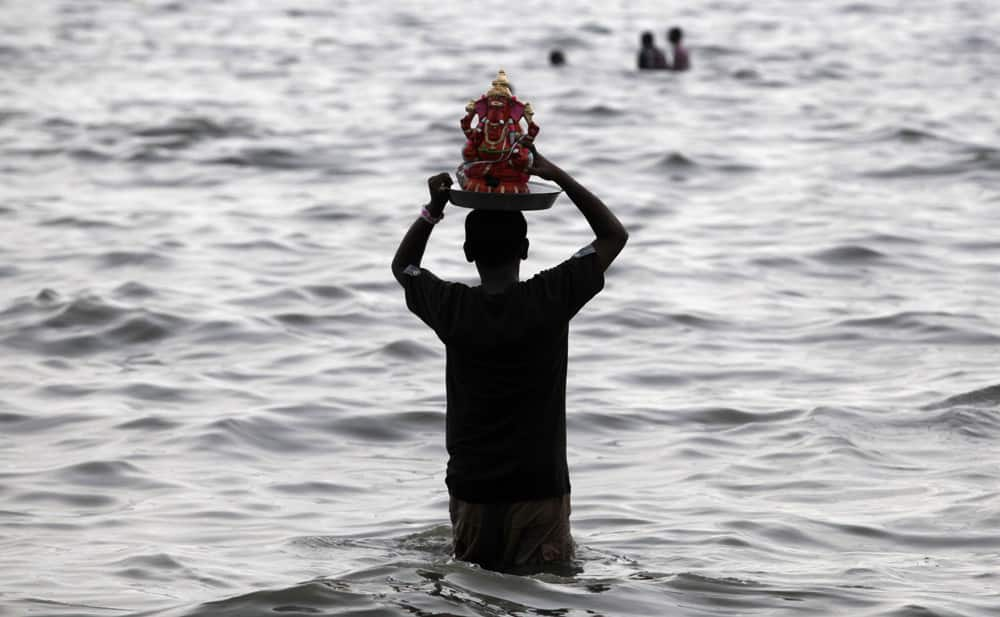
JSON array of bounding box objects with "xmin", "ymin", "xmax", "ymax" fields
[
  {"xmin": 810, "ymin": 244, "xmax": 887, "ymax": 264},
  {"xmin": 375, "ymin": 339, "xmax": 440, "ymax": 360},
  {"xmin": 674, "ymin": 406, "xmax": 804, "ymax": 427},
  {"xmin": 170, "ymin": 580, "xmax": 382, "ymax": 617},
  {"xmin": 131, "ymin": 115, "xmax": 259, "ymax": 143},
  {"xmin": 13, "ymin": 490, "xmax": 117, "ymax": 509},
  {"xmin": 750, "ymin": 255, "xmax": 806, "ymax": 269},
  {"xmin": 555, "ymin": 104, "xmax": 627, "ymax": 117},
  {"xmin": 926, "ymin": 383, "xmax": 1000, "ymax": 410},
  {"xmin": 114, "ymin": 552, "xmax": 188, "ymax": 581},
  {"xmin": 40, "ymin": 215, "xmax": 123, "ymax": 229},
  {"xmin": 580, "ymin": 22, "xmax": 613, "ymax": 35},
  {"xmin": 53, "ymin": 459, "xmax": 166, "ymax": 489},
  {"xmin": 269, "ymin": 481, "xmax": 365, "ymax": 496},
  {"xmin": 194, "ymin": 415, "xmax": 316, "ymax": 453},
  {"xmin": 839, "ymin": 2, "xmax": 888, "ymax": 14},
  {"xmin": 319, "ymin": 410, "xmax": 442, "ymax": 442},
  {"xmin": 0, "ymin": 411, "xmax": 97, "ymax": 435},
  {"xmin": 206, "ymin": 147, "xmax": 318, "ymax": 170},
  {"xmin": 862, "ymin": 149, "xmax": 1000, "ymax": 178},
  {"xmin": 606, "ymin": 306, "xmax": 730, "ymax": 330},
  {"xmin": 1, "ymin": 293, "xmax": 188, "ymax": 357},
  {"xmin": 115, "ymin": 415, "xmax": 180, "ymax": 431},
  {"xmin": 652, "ymin": 151, "xmax": 697, "ymax": 169},
  {"xmin": 98, "ymin": 250, "xmax": 172, "ymax": 268},
  {"xmin": 922, "ymin": 406, "xmax": 1000, "ymax": 439},
  {"xmin": 834, "ymin": 311, "xmax": 1000, "ymax": 344}
]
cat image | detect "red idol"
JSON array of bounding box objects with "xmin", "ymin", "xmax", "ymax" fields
[{"xmin": 457, "ymin": 69, "xmax": 539, "ymax": 194}]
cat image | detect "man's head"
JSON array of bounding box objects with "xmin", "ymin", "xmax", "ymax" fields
[
  {"xmin": 464, "ymin": 209, "xmax": 528, "ymax": 267},
  {"xmin": 668, "ymin": 27, "xmax": 684, "ymax": 45},
  {"xmin": 641, "ymin": 31, "xmax": 655, "ymax": 48}
]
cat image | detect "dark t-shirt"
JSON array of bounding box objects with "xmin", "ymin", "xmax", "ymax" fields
[
  {"xmin": 401, "ymin": 249, "xmax": 605, "ymax": 503},
  {"xmin": 638, "ymin": 47, "xmax": 668, "ymax": 70},
  {"xmin": 671, "ymin": 46, "xmax": 690, "ymax": 71}
]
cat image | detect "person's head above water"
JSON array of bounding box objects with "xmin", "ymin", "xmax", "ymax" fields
[
  {"xmin": 641, "ymin": 31, "xmax": 655, "ymax": 48},
  {"xmin": 549, "ymin": 49, "xmax": 566, "ymax": 66},
  {"xmin": 464, "ymin": 209, "xmax": 529, "ymax": 268},
  {"xmin": 668, "ymin": 27, "xmax": 684, "ymax": 45}
]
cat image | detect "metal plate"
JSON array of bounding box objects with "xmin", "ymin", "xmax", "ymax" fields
[{"xmin": 448, "ymin": 182, "xmax": 562, "ymax": 211}]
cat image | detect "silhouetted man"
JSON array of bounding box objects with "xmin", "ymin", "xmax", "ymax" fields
[
  {"xmin": 391, "ymin": 150, "xmax": 627, "ymax": 571},
  {"xmin": 668, "ymin": 27, "xmax": 691, "ymax": 71},
  {"xmin": 637, "ymin": 31, "xmax": 668, "ymax": 70}
]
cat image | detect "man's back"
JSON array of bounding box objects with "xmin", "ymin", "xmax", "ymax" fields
[{"xmin": 401, "ymin": 250, "xmax": 604, "ymax": 503}]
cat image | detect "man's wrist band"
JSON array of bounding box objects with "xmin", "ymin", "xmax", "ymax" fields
[{"xmin": 420, "ymin": 206, "xmax": 444, "ymax": 225}]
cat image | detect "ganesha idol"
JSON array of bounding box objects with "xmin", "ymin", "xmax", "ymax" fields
[{"xmin": 457, "ymin": 69, "xmax": 539, "ymax": 194}]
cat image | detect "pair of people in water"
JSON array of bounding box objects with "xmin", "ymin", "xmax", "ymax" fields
[{"xmin": 638, "ymin": 27, "xmax": 690, "ymax": 71}]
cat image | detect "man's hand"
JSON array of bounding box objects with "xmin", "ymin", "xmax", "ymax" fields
[
  {"xmin": 526, "ymin": 148, "xmax": 628, "ymax": 273},
  {"xmin": 525, "ymin": 148, "xmax": 564, "ymax": 183},
  {"xmin": 427, "ymin": 172, "xmax": 453, "ymax": 214},
  {"xmin": 392, "ymin": 173, "xmax": 453, "ymax": 285}
]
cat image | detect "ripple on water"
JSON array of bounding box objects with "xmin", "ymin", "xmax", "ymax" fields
[
  {"xmin": 174, "ymin": 580, "xmax": 381, "ymax": 617},
  {"xmin": 193, "ymin": 415, "xmax": 319, "ymax": 454},
  {"xmin": 14, "ymin": 490, "xmax": 118, "ymax": 509},
  {"xmin": 114, "ymin": 552, "xmax": 188, "ymax": 581},
  {"xmin": 919, "ymin": 383, "xmax": 1000, "ymax": 439},
  {"xmin": 675, "ymin": 406, "xmax": 805, "ymax": 427},
  {"xmin": 0, "ymin": 412, "xmax": 97, "ymax": 435},
  {"xmin": 319, "ymin": 410, "xmax": 442, "ymax": 443},
  {"xmin": 205, "ymin": 146, "xmax": 322, "ymax": 171},
  {"xmin": 1, "ymin": 293, "xmax": 188, "ymax": 357},
  {"xmin": 131, "ymin": 115, "xmax": 259, "ymax": 142},
  {"xmin": 810, "ymin": 244, "xmax": 887, "ymax": 264},
  {"xmin": 607, "ymin": 306, "xmax": 730, "ymax": 331},
  {"xmin": 115, "ymin": 415, "xmax": 181, "ymax": 431},
  {"xmin": 269, "ymin": 481, "xmax": 365, "ymax": 496},
  {"xmin": 98, "ymin": 250, "xmax": 172, "ymax": 269},
  {"xmin": 303, "ymin": 284, "xmax": 354, "ymax": 300},
  {"xmin": 297, "ymin": 204, "xmax": 355, "ymax": 221},
  {"xmin": 375, "ymin": 339, "xmax": 439, "ymax": 361},
  {"xmin": 40, "ymin": 215, "xmax": 123, "ymax": 229},
  {"xmin": 835, "ymin": 311, "xmax": 1000, "ymax": 344},
  {"xmin": 117, "ymin": 382, "xmax": 194, "ymax": 402},
  {"xmin": 651, "ymin": 151, "xmax": 697, "ymax": 170},
  {"xmin": 926, "ymin": 383, "xmax": 1000, "ymax": 410},
  {"xmin": 862, "ymin": 147, "xmax": 1000, "ymax": 178},
  {"xmin": 53, "ymin": 459, "xmax": 169, "ymax": 489}
]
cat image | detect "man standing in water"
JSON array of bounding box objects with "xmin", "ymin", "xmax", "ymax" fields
[
  {"xmin": 391, "ymin": 150, "xmax": 627, "ymax": 572},
  {"xmin": 637, "ymin": 31, "xmax": 669, "ymax": 70},
  {"xmin": 667, "ymin": 27, "xmax": 691, "ymax": 71}
]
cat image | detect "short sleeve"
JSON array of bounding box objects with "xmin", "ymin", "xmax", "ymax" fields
[
  {"xmin": 534, "ymin": 246, "xmax": 605, "ymax": 320},
  {"xmin": 399, "ymin": 266, "xmax": 456, "ymax": 334}
]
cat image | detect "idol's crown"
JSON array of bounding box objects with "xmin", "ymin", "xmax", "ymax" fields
[{"xmin": 486, "ymin": 69, "xmax": 512, "ymax": 98}]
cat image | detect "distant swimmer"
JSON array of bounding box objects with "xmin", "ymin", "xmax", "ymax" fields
[
  {"xmin": 667, "ymin": 27, "xmax": 691, "ymax": 71},
  {"xmin": 637, "ymin": 31, "xmax": 668, "ymax": 70},
  {"xmin": 549, "ymin": 49, "xmax": 566, "ymax": 66},
  {"xmin": 391, "ymin": 151, "xmax": 628, "ymax": 572}
]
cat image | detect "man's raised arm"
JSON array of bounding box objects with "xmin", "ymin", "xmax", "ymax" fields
[
  {"xmin": 526, "ymin": 150, "xmax": 628, "ymax": 272},
  {"xmin": 391, "ymin": 173, "xmax": 453, "ymax": 285}
]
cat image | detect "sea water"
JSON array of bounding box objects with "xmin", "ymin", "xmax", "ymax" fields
[{"xmin": 1, "ymin": 1, "xmax": 999, "ymax": 615}]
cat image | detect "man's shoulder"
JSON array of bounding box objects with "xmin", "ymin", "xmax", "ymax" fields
[
  {"xmin": 401, "ymin": 265, "xmax": 465, "ymax": 285},
  {"xmin": 527, "ymin": 246, "xmax": 603, "ymax": 289}
]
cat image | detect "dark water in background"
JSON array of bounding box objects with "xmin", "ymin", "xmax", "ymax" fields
[{"xmin": 2, "ymin": 0, "xmax": 1000, "ymax": 615}]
